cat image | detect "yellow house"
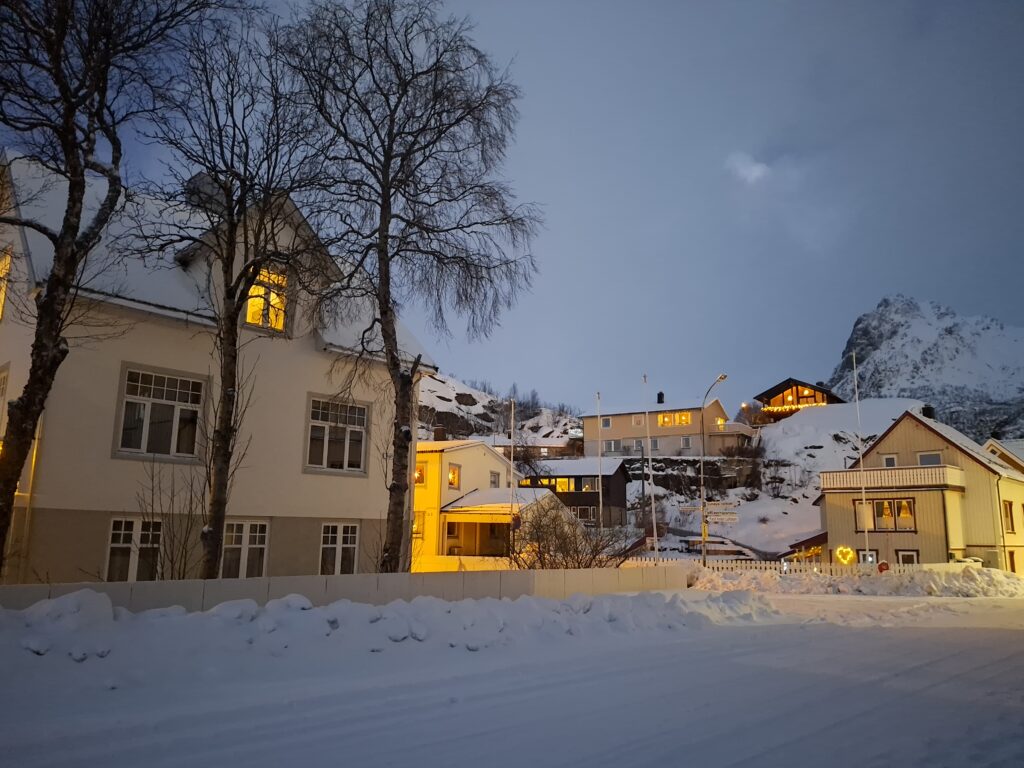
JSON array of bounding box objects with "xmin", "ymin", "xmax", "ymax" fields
[
  {"xmin": 412, "ymin": 440, "xmax": 563, "ymax": 572},
  {"xmin": 1, "ymin": 157, "xmax": 433, "ymax": 584},
  {"xmin": 818, "ymin": 410, "xmax": 1024, "ymax": 572}
]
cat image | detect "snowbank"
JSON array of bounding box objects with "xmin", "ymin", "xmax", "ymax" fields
[
  {"xmin": 694, "ymin": 565, "xmax": 1024, "ymax": 598},
  {"xmin": 0, "ymin": 588, "xmax": 774, "ymax": 671}
]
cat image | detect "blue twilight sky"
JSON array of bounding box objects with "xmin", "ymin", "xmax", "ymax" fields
[{"xmin": 394, "ymin": 0, "xmax": 1024, "ymax": 415}]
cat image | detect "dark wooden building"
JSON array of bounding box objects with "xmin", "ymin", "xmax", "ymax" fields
[
  {"xmin": 518, "ymin": 457, "xmax": 630, "ymax": 528},
  {"xmin": 753, "ymin": 378, "xmax": 845, "ymax": 423}
]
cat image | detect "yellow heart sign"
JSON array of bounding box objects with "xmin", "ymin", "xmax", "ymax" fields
[{"xmin": 835, "ymin": 545, "xmax": 856, "ymax": 565}]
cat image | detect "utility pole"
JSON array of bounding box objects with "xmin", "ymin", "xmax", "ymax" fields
[{"xmin": 700, "ymin": 374, "xmax": 728, "ymax": 567}]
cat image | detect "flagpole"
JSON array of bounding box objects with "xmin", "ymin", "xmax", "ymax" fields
[
  {"xmin": 643, "ymin": 374, "xmax": 659, "ymax": 562},
  {"xmin": 596, "ymin": 392, "xmax": 604, "ymax": 532},
  {"xmin": 853, "ymin": 351, "xmax": 870, "ymax": 567}
]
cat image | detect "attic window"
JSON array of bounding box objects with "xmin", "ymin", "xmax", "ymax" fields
[
  {"xmin": 246, "ymin": 265, "xmax": 287, "ymax": 332},
  {"xmin": 0, "ymin": 247, "xmax": 11, "ymax": 321}
]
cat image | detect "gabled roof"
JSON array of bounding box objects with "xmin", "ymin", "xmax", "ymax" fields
[
  {"xmin": 982, "ymin": 438, "xmax": 1024, "ymax": 474},
  {"xmin": 531, "ymin": 457, "xmax": 627, "ymax": 478},
  {"xmin": 415, "ymin": 439, "xmax": 519, "ymax": 476},
  {"xmin": 753, "ymin": 378, "xmax": 845, "ymax": 405},
  {"xmin": 468, "ymin": 434, "xmax": 571, "ymax": 448},
  {"xmin": 442, "ymin": 487, "xmax": 553, "ymax": 511},
  {"xmin": 1, "ymin": 155, "xmax": 434, "ymax": 366},
  {"xmin": 582, "ymin": 397, "xmax": 725, "ymax": 419},
  {"xmin": 860, "ymin": 410, "xmax": 1024, "ymax": 482}
]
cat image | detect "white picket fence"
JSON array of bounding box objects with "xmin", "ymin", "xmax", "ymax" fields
[{"xmin": 628, "ymin": 557, "xmax": 977, "ymax": 578}]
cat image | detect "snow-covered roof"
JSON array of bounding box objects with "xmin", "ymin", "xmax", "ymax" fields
[
  {"xmin": 913, "ymin": 415, "xmax": 1024, "ymax": 482},
  {"xmin": 416, "ymin": 440, "xmax": 487, "ymax": 453},
  {"xmin": 582, "ymin": 397, "xmax": 726, "ymax": 419},
  {"xmin": 998, "ymin": 439, "xmax": 1024, "ymax": 462},
  {"xmin": 532, "ymin": 457, "xmax": 626, "ymax": 477},
  {"xmin": 2, "ymin": 155, "xmax": 433, "ymax": 366},
  {"xmin": 469, "ymin": 434, "xmax": 571, "ymax": 448},
  {"xmin": 442, "ymin": 487, "xmax": 553, "ymax": 511}
]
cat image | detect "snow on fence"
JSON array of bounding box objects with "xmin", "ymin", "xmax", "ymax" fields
[
  {"xmin": 628, "ymin": 557, "xmax": 977, "ymax": 578},
  {"xmin": 0, "ymin": 565, "xmax": 700, "ymax": 613}
]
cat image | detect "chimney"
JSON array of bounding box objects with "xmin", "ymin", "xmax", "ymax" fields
[
  {"xmin": 921, "ymin": 405, "xmax": 936, "ymax": 420},
  {"xmin": 656, "ymin": 391, "xmax": 665, "ymax": 405},
  {"xmin": 433, "ymin": 425, "xmax": 447, "ymax": 441}
]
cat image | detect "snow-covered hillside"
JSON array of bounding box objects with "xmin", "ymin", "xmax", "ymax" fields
[
  {"xmin": 417, "ymin": 372, "xmax": 581, "ymax": 440},
  {"xmin": 828, "ymin": 295, "xmax": 1024, "ymax": 441}
]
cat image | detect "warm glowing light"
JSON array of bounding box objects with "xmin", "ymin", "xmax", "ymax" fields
[
  {"xmin": 414, "ymin": 464, "xmax": 425, "ymax": 484},
  {"xmin": 835, "ymin": 545, "xmax": 856, "ymax": 565},
  {"xmin": 762, "ymin": 403, "xmax": 828, "ymax": 414},
  {"xmin": 786, "ymin": 394, "xmax": 793, "ymax": 402},
  {"xmin": 246, "ymin": 266, "xmax": 287, "ymax": 331},
  {"xmin": 447, "ymin": 464, "xmax": 460, "ymax": 488}
]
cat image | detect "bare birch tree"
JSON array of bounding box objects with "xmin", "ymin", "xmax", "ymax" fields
[
  {"xmin": 133, "ymin": 20, "xmax": 329, "ymax": 578},
  {"xmin": 0, "ymin": 0, "xmax": 222, "ymax": 575},
  {"xmin": 284, "ymin": 0, "xmax": 540, "ymax": 572}
]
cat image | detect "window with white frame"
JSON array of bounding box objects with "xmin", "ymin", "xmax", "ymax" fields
[
  {"xmin": 632, "ymin": 414, "xmax": 644, "ymax": 426},
  {"xmin": 221, "ymin": 521, "xmax": 268, "ymax": 578},
  {"xmin": 601, "ymin": 417, "xmax": 611, "ymax": 429},
  {"xmin": 119, "ymin": 369, "xmax": 204, "ymax": 457},
  {"xmin": 603, "ymin": 439, "xmax": 620, "ymax": 452},
  {"xmin": 895, "ymin": 550, "xmax": 919, "ymax": 565},
  {"xmin": 633, "ymin": 438, "xmax": 644, "ymax": 451},
  {"xmin": 918, "ymin": 452, "xmax": 942, "ymax": 466},
  {"xmin": 880, "ymin": 454, "xmax": 898, "ymax": 468},
  {"xmin": 307, "ymin": 399, "xmax": 367, "ymax": 472},
  {"xmin": 651, "ymin": 438, "xmax": 659, "ymax": 451},
  {"xmin": 489, "ymin": 471, "xmax": 501, "ymax": 489},
  {"xmin": 106, "ymin": 519, "xmax": 161, "ymax": 582},
  {"xmin": 245, "ymin": 264, "xmax": 287, "ymax": 332},
  {"xmin": 575, "ymin": 506, "xmax": 597, "ymax": 525},
  {"xmin": 857, "ymin": 549, "xmax": 878, "ymax": 564},
  {"xmin": 681, "ymin": 437, "xmax": 691, "ymax": 449},
  {"xmin": 320, "ymin": 523, "xmax": 358, "ymax": 575}
]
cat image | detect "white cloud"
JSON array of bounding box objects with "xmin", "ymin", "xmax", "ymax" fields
[{"xmin": 725, "ymin": 152, "xmax": 771, "ymax": 185}]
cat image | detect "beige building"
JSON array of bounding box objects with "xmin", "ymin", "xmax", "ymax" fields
[
  {"xmin": 581, "ymin": 398, "xmax": 752, "ymax": 458},
  {"xmin": 818, "ymin": 411, "xmax": 1024, "ymax": 572},
  {"xmin": 0, "ymin": 158, "xmax": 432, "ymax": 584},
  {"xmin": 411, "ymin": 440, "xmax": 560, "ymax": 572}
]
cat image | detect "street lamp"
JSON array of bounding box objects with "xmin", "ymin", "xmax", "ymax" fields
[{"xmin": 700, "ymin": 373, "xmax": 728, "ymax": 567}]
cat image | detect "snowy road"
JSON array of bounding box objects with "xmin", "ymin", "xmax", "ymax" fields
[{"xmin": 3, "ymin": 591, "xmax": 1024, "ymax": 768}]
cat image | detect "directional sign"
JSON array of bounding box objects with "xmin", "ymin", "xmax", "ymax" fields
[{"xmin": 706, "ymin": 513, "xmax": 738, "ymax": 523}]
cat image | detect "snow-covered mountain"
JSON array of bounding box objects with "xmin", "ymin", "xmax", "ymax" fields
[
  {"xmin": 417, "ymin": 372, "xmax": 581, "ymax": 440},
  {"xmin": 828, "ymin": 295, "xmax": 1024, "ymax": 441}
]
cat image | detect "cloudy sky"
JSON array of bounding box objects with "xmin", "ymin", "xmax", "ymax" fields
[{"xmin": 399, "ymin": 0, "xmax": 1024, "ymax": 415}]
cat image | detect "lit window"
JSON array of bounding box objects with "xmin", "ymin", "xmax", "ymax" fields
[
  {"xmin": 320, "ymin": 523, "xmax": 358, "ymax": 574},
  {"xmin": 918, "ymin": 452, "xmax": 942, "ymax": 466},
  {"xmin": 580, "ymin": 476, "xmax": 598, "ymax": 491},
  {"xmin": 555, "ymin": 477, "xmax": 573, "ymax": 493},
  {"xmin": 490, "ymin": 471, "xmax": 500, "ymax": 489},
  {"xmin": 414, "ymin": 463, "xmax": 425, "ymax": 485},
  {"xmin": 307, "ymin": 398, "xmax": 367, "ymax": 472},
  {"xmin": 657, "ymin": 413, "xmax": 673, "ymax": 427},
  {"xmin": 0, "ymin": 370, "xmax": 7, "ymax": 434},
  {"xmin": 245, "ymin": 265, "xmax": 287, "ymax": 331},
  {"xmin": 675, "ymin": 412, "xmax": 691, "ymax": 426},
  {"xmin": 519, "ymin": 478, "xmax": 532, "ymax": 487},
  {"xmin": 0, "ymin": 247, "xmax": 10, "ymax": 321},
  {"xmin": 448, "ymin": 463, "xmax": 461, "ymax": 489},
  {"xmin": 119, "ymin": 369, "xmax": 203, "ymax": 457},
  {"xmin": 221, "ymin": 521, "xmax": 267, "ymax": 578},
  {"xmin": 874, "ymin": 500, "xmax": 895, "ymax": 531},
  {"xmin": 896, "ymin": 499, "xmax": 915, "ymax": 531},
  {"xmin": 106, "ymin": 519, "xmax": 161, "ymax": 582}
]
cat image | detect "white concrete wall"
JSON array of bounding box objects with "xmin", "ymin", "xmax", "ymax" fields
[{"xmin": 0, "ymin": 565, "xmax": 696, "ymax": 612}]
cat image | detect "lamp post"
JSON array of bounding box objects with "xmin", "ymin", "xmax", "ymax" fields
[{"xmin": 700, "ymin": 373, "xmax": 728, "ymax": 567}]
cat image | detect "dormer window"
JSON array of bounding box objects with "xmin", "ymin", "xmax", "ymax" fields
[{"xmin": 246, "ymin": 265, "xmax": 287, "ymax": 331}]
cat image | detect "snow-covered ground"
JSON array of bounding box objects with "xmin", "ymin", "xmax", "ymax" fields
[{"xmin": 3, "ymin": 578, "xmax": 1024, "ymax": 768}]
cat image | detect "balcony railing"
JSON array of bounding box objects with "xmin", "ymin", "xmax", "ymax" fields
[{"xmin": 820, "ymin": 465, "xmax": 965, "ymax": 491}]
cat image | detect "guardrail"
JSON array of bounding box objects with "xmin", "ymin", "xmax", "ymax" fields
[{"xmin": 820, "ymin": 465, "xmax": 965, "ymax": 491}]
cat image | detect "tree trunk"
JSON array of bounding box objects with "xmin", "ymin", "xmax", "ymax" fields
[{"xmin": 202, "ymin": 315, "xmax": 240, "ymax": 579}]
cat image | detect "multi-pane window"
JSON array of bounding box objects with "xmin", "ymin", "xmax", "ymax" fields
[
  {"xmin": 580, "ymin": 477, "xmax": 599, "ymax": 492},
  {"xmin": 657, "ymin": 411, "xmax": 691, "ymax": 427},
  {"xmin": 119, "ymin": 369, "xmax": 203, "ymax": 456},
  {"xmin": 0, "ymin": 247, "xmax": 10, "ymax": 321},
  {"xmin": 555, "ymin": 477, "xmax": 573, "ymax": 492},
  {"xmin": 307, "ymin": 399, "xmax": 367, "ymax": 472},
  {"xmin": 245, "ymin": 265, "xmax": 287, "ymax": 332},
  {"xmin": 1003, "ymin": 501, "xmax": 1016, "ymax": 534},
  {"xmin": 221, "ymin": 521, "xmax": 268, "ymax": 578},
  {"xmin": 855, "ymin": 498, "xmax": 915, "ymax": 531},
  {"xmin": 603, "ymin": 439, "xmax": 620, "ymax": 452},
  {"xmin": 106, "ymin": 519, "xmax": 161, "ymax": 582},
  {"xmin": 320, "ymin": 523, "xmax": 358, "ymax": 575},
  {"xmin": 489, "ymin": 471, "xmax": 501, "ymax": 489},
  {"xmin": 572, "ymin": 506, "xmax": 597, "ymax": 525}
]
